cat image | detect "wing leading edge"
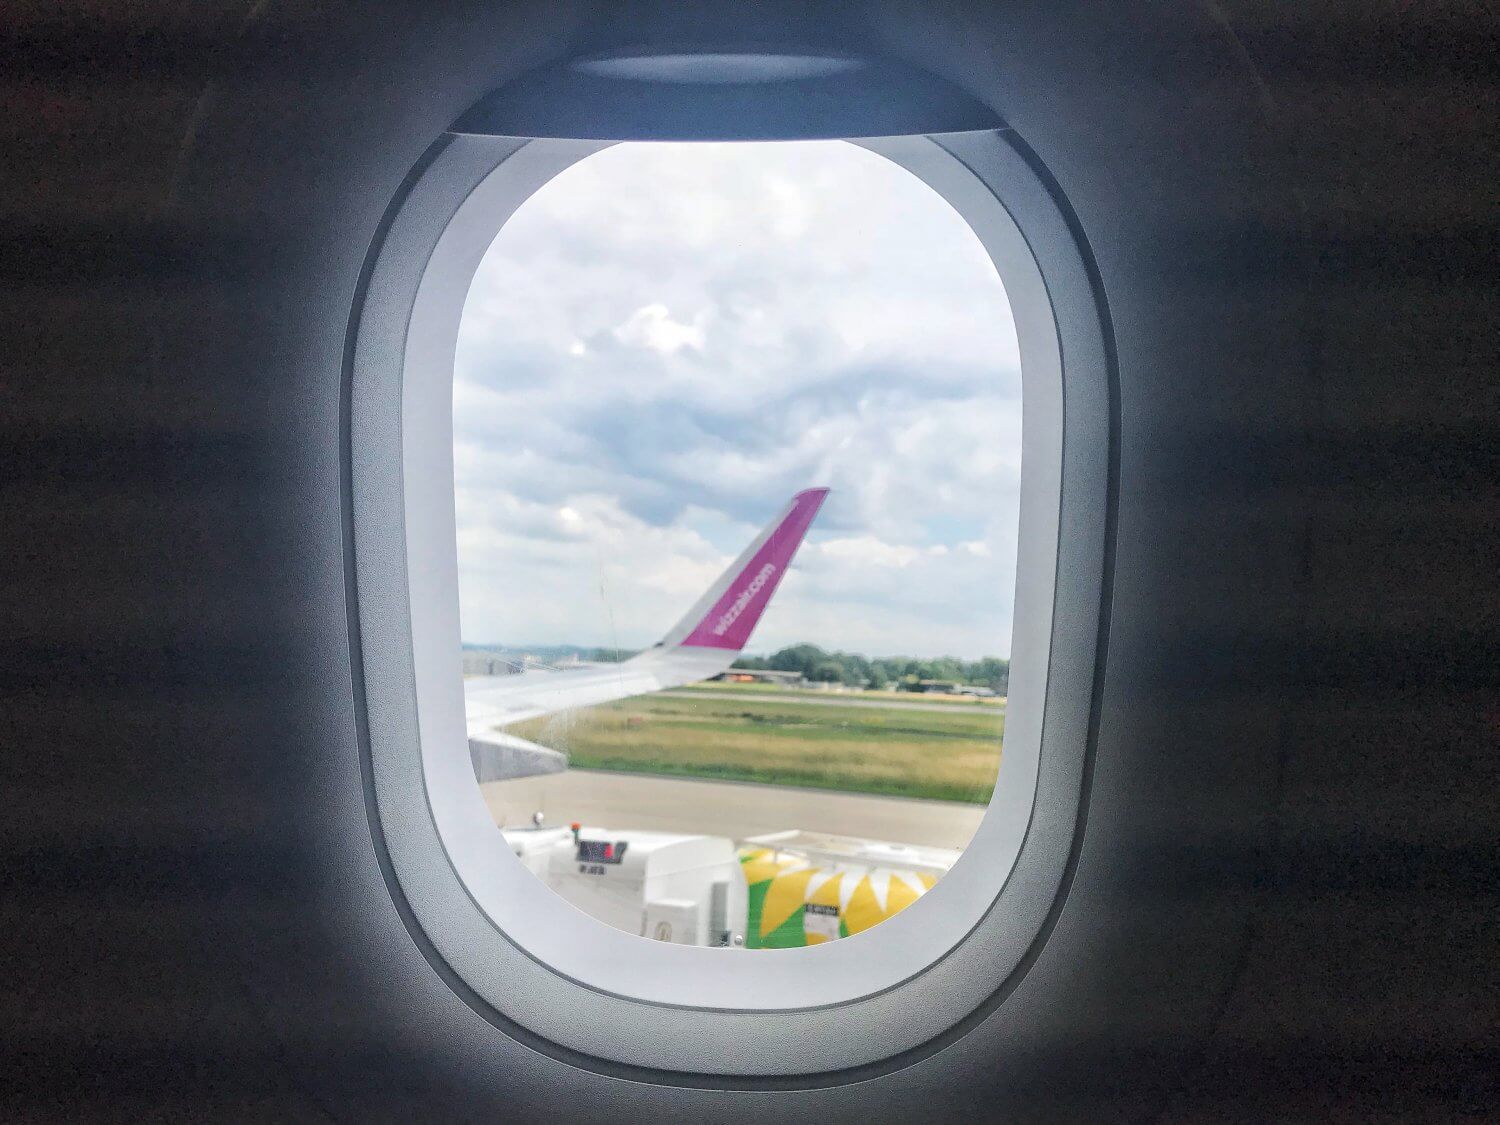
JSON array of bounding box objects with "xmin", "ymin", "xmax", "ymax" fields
[{"xmin": 464, "ymin": 488, "xmax": 828, "ymax": 778}]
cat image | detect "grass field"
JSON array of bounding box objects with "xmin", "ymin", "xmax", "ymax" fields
[{"xmin": 505, "ymin": 692, "xmax": 1004, "ymax": 803}]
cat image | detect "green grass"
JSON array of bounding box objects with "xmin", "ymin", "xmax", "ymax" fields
[{"xmin": 505, "ymin": 693, "xmax": 1003, "ymax": 803}]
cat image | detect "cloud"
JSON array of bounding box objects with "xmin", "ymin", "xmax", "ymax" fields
[
  {"xmin": 816, "ymin": 536, "xmax": 923, "ymax": 570},
  {"xmin": 610, "ymin": 303, "xmax": 706, "ymax": 354},
  {"xmin": 453, "ymin": 140, "xmax": 1024, "ymax": 658}
]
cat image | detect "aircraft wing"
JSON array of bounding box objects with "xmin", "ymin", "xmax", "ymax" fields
[{"xmin": 464, "ymin": 488, "xmax": 828, "ymax": 775}]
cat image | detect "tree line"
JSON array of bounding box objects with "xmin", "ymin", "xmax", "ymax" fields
[
  {"xmin": 731, "ymin": 644, "xmax": 1009, "ymax": 694},
  {"xmin": 465, "ymin": 642, "xmax": 1010, "ymax": 693}
]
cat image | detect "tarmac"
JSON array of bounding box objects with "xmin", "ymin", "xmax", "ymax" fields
[{"xmin": 482, "ymin": 767, "xmax": 988, "ymax": 850}]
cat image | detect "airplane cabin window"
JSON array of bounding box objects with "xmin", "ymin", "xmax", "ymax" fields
[
  {"xmin": 454, "ymin": 141, "xmax": 1020, "ymax": 951},
  {"xmin": 351, "ymin": 122, "xmax": 1094, "ymax": 1069}
]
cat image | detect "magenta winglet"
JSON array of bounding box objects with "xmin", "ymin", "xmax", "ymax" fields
[{"xmin": 680, "ymin": 488, "xmax": 829, "ymax": 650}]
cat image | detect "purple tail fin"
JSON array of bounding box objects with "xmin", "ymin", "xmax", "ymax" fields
[{"xmin": 658, "ymin": 488, "xmax": 829, "ymax": 652}]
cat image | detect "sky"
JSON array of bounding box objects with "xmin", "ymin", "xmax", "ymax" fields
[{"xmin": 453, "ymin": 141, "xmax": 1022, "ymax": 660}]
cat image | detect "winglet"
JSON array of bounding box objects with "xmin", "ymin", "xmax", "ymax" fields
[{"xmin": 657, "ymin": 488, "xmax": 829, "ymax": 652}]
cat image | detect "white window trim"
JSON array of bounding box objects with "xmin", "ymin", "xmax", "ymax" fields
[{"xmin": 348, "ymin": 130, "xmax": 1110, "ymax": 1076}]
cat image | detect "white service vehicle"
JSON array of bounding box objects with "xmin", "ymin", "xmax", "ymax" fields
[{"xmin": 502, "ymin": 822, "xmax": 960, "ymax": 948}]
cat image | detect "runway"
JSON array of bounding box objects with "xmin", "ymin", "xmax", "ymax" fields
[{"xmin": 482, "ymin": 768, "xmax": 988, "ymax": 850}]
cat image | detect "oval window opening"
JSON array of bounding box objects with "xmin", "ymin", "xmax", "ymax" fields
[{"xmin": 454, "ymin": 140, "xmax": 1021, "ymax": 951}]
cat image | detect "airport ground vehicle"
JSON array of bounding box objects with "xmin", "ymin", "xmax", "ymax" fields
[{"xmin": 505, "ymin": 823, "xmax": 958, "ymax": 948}]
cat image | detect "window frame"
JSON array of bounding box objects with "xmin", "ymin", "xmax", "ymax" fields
[{"xmin": 347, "ymin": 129, "xmax": 1111, "ymax": 1077}]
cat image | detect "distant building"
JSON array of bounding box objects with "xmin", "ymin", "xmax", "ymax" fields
[
  {"xmin": 462, "ymin": 649, "xmax": 525, "ymax": 676},
  {"xmin": 713, "ymin": 669, "xmax": 806, "ymax": 687},
  {"xmin": 912, "ymin": 679, "xmax": 998, "ymax": 697}
]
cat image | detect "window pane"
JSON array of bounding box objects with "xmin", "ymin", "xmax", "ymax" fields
[{"xmin": 456, "ymin": 141, "xmax": 1020, "ymax": 949}]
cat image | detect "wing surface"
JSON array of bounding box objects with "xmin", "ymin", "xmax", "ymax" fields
[{"xmin": 464, "ymin": 488, "xmax": 828, "ymax": 759}]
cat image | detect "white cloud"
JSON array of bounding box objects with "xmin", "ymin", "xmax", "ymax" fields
[
  {"xmin": 816, "ymin": 536, "xmax": 922, "ymax": 570},
  {"xmin": 611, "ymin": 303, "xmax": 706, "ymax": 354},
  {"xmin": 458, "ymin": 490, "xmax": 738, "ymax": 649}
]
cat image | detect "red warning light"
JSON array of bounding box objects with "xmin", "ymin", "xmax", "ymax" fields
[{"xmin": 603, "ymin": 843, "xmax": 614, "ymax": 859}]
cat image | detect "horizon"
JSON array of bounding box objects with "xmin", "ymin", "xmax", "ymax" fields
[{"xmin": 459, "ymin": 639, "xmax": 1010, "ymax": 663}]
